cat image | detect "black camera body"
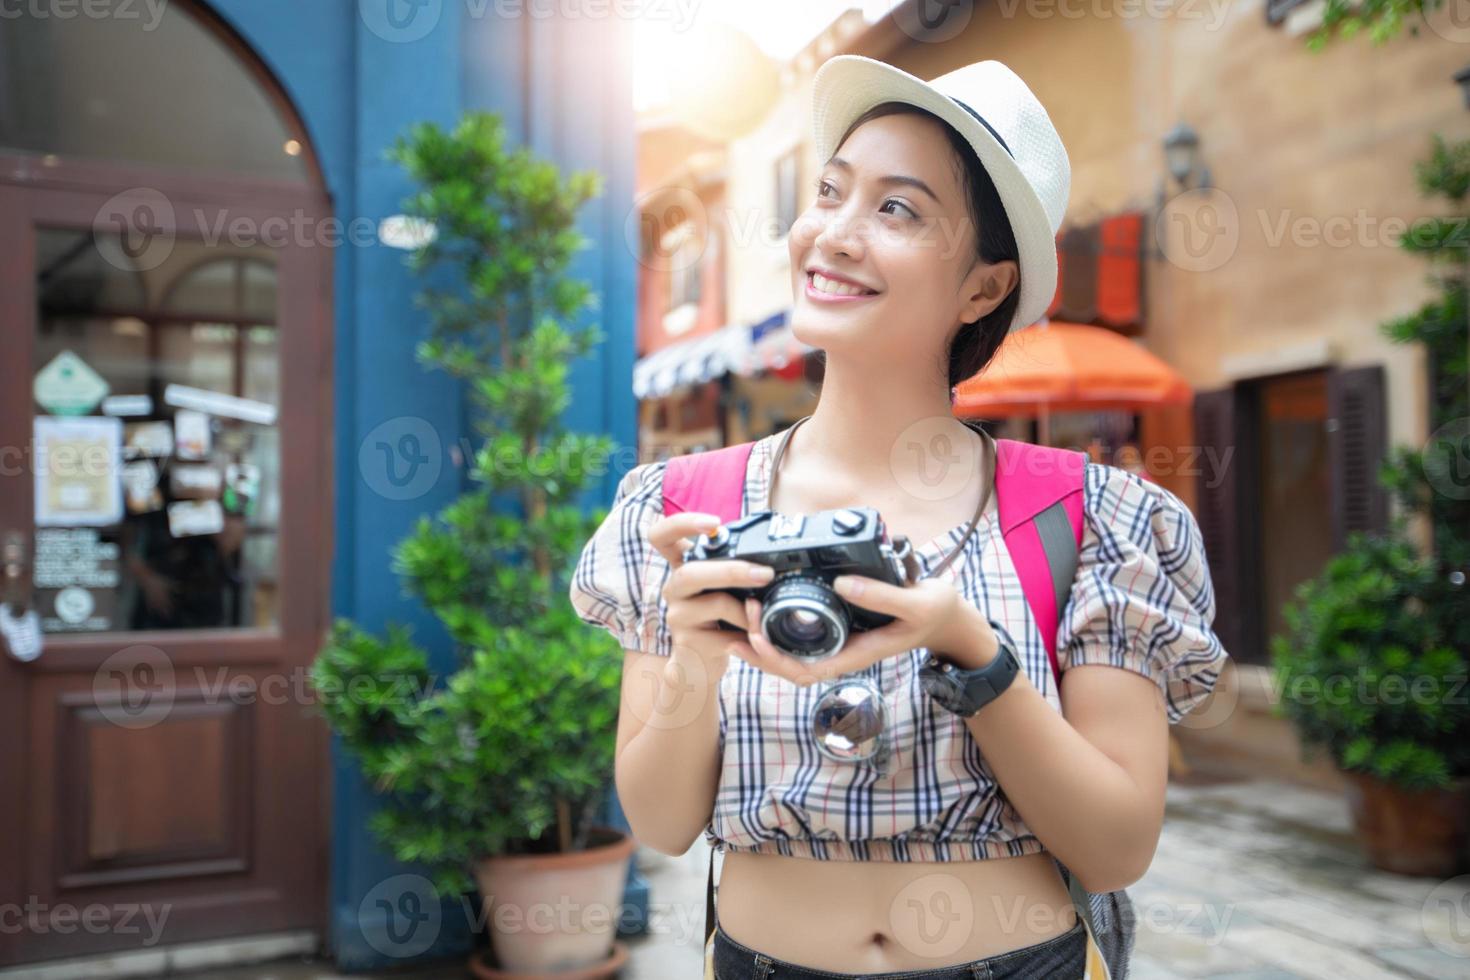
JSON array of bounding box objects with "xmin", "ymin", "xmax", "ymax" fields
[{"xmin": 681, "ymin": 506, "xmax": 917, "ymax": 661}]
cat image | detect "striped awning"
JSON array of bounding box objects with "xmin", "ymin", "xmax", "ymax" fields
[
  {"xmin": 633, "ymin": 309, "xmax": 815, "ymax": 399},
  {"xmin": 632, "ymin": 321, "xmax": 752, "ymax": 399},
  {"xmin": 739, "ymin": 321, "xmax": 815, "ymax": 375}
]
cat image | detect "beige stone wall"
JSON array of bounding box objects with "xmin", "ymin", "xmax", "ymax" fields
[
  {"xmin": 719, "ymin": 1, "xmax": 1465, "ymax": 481},
  {"xmin": 890, "ymin": 0, "xmax": 1459, "ymax": 454}
]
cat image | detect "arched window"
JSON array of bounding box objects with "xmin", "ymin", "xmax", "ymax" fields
[{"xmin": 0, "ymin": 3, "xmax": 313, "ymax": 181}]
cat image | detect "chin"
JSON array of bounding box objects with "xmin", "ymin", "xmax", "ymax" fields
[{"xmin": 788, "ymin": 314, "xmax": 861, "ymax": 351}]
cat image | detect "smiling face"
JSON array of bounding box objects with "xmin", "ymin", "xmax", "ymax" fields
[{"xmin": 788, "ymin": 109, "xmax": 1018, "ymax": 385}]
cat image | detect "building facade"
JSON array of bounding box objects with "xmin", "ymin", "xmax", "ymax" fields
[{"xmin": 0, "ymin": 1, "xmax": 636, "ymax": 970}]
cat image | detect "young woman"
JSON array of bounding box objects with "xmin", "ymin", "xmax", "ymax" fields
[{"xmin": 571, "ymin": 56, "xmax": 1228, "ymax": 979}]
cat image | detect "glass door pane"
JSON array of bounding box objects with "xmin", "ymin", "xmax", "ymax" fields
[{"xmin": 33, "ymin": 229, "xmax": 280, "ymax": 632}]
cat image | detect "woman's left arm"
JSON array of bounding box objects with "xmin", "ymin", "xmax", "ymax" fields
[
  {"xmin": 949, "ymin": 605, "xmax": 1172, "ymax": 895},
  {"xmin": 951, "ymin": 464, "xmax": 1230, "ymax": 893}
]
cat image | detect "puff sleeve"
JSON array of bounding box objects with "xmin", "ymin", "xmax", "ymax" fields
[
  {"xmin": 1055, "ymin": 462, "xmax": 1229, "ymax": 724},
  {"xmin": 567, "ymin": 460, "xmax": 675, "ymax": 657}
]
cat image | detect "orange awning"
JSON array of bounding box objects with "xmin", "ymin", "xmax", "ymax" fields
[{"xmin": 953, "ymin": 320, "xmax": 1192, "ymax": 418}]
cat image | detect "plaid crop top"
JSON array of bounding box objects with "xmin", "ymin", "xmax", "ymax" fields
[{"xmin": 568, "ymin": 430, "xmax": 1230, "ymax": 862}]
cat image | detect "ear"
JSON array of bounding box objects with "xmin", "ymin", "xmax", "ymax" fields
[{"xmin": 961, "ymin": 258, "xmax": 1019, "ymax": 323}]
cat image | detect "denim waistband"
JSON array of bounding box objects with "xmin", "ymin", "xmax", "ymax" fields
[{"xmin": 710, "ymin": 917, "xmax": 1087, "ymax": 980}]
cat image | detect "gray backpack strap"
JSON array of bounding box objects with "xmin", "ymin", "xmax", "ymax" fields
[{"xmin": 1032, "ymin": 496, "xmax": 1136, "ymax": 980}]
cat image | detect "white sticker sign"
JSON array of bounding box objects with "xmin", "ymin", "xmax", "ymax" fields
[{"xmin": 34, "ymin": 351, "xmax": 110, "ymax": 416}]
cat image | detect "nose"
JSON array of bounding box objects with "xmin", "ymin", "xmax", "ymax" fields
[{"xmin": 813, "ymin": 204, "xmax": 867, "ymax": 262}]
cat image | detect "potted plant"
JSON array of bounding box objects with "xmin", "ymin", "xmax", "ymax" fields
[
  {"xmin": 310, "ymin": 111, "xmax": 632, "ymax": 977},
  {"xmin": 1271, "ymin": 134, "xmax": 1470, "ymax": 877}
]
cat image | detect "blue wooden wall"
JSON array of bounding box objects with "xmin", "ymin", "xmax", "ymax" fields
[{"xmin": 205, "ymin": 1, "xmax": 637, "ymax": 968}]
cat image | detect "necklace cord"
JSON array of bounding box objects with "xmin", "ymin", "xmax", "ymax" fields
[{"xmin": 766, "ymin": 414, "xmax": 995, "ymax": 582}]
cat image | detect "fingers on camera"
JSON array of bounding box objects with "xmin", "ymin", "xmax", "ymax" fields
[
  {"xmin": 667, "ymin": 559, "xmax": 770, "ymax": 599},
  {"xmin": 666, "ymin": 591, "xmax": 750, "ymax": 634}
]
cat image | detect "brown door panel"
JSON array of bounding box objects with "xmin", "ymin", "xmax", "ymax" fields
[{"xmin": 0, "ymin": 170, "xmax": 332, "ymax": 966}]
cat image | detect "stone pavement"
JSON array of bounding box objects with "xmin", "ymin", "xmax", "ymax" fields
[
  {"xmin": 136, "ymin": 774, "xmax": 1470, "ymax": 979},
  {"xmin": 621, "ymin": 773, "xmax": 1470, "ymax": 979}
]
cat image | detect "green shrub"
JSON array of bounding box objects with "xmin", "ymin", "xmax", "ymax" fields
[
  {"xmin": 310, "ymin": 112, "xmax": 625, "ymax": 895},
  {"xmin": 1271, "ymin": 134, "xmax": 1470, "ymax": 792}
]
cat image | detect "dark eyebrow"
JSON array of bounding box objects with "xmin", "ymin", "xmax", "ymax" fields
[{"xmin": 825, "ymin": 156, "xmax": 941, "ymax": 205}]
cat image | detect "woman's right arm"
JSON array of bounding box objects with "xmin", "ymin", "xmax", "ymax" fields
[
  {"xmin": 568, "ymin": 465, "xmax": 772, "ymax": 856},
  {"xmin": 614, "ymin": 512, "xmax": 775, "ymax": 855}
]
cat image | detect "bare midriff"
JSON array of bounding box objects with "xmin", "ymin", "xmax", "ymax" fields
[{"xmin": 714, "ymin": 848, "xmax": 1078, "ymax": 973}]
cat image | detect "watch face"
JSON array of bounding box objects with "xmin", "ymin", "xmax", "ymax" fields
[{"xmin": 919, "ymin": 669, "xmax": 964, "ymax": 712}]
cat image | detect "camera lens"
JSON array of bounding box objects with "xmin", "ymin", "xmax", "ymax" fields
[{"xmin": 760, "ymin": 575, "xmax": 849, "ymax": 660}]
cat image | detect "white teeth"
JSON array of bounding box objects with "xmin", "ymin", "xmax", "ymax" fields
[{"xmin": 810, "ymin": 271, "xmax": 876, "ymax": 297}]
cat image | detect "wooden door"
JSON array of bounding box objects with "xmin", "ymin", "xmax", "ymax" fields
[{"xmin": 0, "ymin": 161, "xmax": 333, "ymax": 966}]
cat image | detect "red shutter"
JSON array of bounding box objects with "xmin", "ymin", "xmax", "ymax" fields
[{"xmin": 1096, "ymin": 212, "xmax": 1142, "ymax": 329}]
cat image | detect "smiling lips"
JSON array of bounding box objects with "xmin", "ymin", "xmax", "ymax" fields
[{"xmin": 806, "ymin": 269, "xmax": 881, "ymax": 302}]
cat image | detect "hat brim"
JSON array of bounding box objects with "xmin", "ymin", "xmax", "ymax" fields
[{"xmin": 811, "ymin": 56, "xmax": 1056, "ymax": 335}]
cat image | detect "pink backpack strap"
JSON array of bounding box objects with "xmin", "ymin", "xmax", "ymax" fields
[
  {"xmin": 661, "ymin": 442, "xmax": 755, "ymax": 521},
  {"xmin": 993, "ymin": 440, "xmax": 1087, "ymax": 687}
]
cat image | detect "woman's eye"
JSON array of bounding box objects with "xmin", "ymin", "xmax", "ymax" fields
[
  {"xmin": 881, "ymin": 200, "xmax": 917, "ymax": 220},
  {"xmin": 812, "ymin": 179, "xmax": 915, "ymax": 220}
]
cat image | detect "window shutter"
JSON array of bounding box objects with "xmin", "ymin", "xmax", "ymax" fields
[
  {"xmin": 1327, "ymin": 364, "xmax": 1388, "ymax": 550},
  {"xmin": 1193, "ymin": 386, "xmax": 1243, "ymax": 662}
]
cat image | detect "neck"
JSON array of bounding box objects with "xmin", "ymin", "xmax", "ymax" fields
[{"xmin": 792, "ymin": 354, "xmax": 973, "ymax": 482}]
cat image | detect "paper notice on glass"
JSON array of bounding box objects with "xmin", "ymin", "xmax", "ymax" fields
[
  {"xmin": 164, "ymin": 383, "xmax": 277, "ymax": 426},
  {"xmin": 124, "ymin": 420, "xmax": 174, "ymax": 459},
  {"xmin": 121, "ymin": 459, "xmax": 163, "ymax": 514},
  {"xmin": 168, "ymin": 499, "xmax": 224, "ymax": 538},
  {"xmin": 34, "ymin": 416, "xmax": 123, "ymax": 527},
  {"xmin": 174, "ymin": 410, "xmax": 212, "ymax": 461},
  {"xmin": 170, "ymin": 463, "xmax": 223, "ymax": 499}
]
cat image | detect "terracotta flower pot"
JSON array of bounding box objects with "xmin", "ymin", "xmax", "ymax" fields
[
  {"xmin": 1340, "ymin": 769, "xmax": 1470, "ymax": 877},
  {"xmin": 470, "ymin": 825, "xmax": 635, "ymax": 977}
]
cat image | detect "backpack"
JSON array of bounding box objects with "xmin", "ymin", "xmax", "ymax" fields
[{"xmin": 660, "ymin": 436, "xmax": 1134, "ymax": 980}]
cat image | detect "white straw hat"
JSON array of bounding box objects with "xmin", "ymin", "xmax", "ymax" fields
[{"xmin": 811, "ymin": 56, "xmax": 1071, "ymax": 334}]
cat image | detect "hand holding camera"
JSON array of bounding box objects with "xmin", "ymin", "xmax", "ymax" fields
[
  {"xmin": 647, "ymin": 510, "xmax": 772, "ymax": 683},
  {"xmin": 680, "ymin": 505, "xmax": 995, "ymax": 688},
  {"xmin": 680, "ymin": 505, "xmax": 918, "ymax": 661}
]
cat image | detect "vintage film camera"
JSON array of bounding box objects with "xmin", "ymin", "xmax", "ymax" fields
[{"xmin": 681, "ymin": 506, "xmax": 919, "ymax": 661}]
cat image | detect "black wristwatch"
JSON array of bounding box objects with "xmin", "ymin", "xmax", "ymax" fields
[{"xmin": 919, "ymin": 620, "xmax": 1022, "ymax": 718}]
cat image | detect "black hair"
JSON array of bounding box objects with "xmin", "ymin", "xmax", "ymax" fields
[{"xmin": 818, "ymin": 102, "xmax": 1020, "ymax": 404}]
